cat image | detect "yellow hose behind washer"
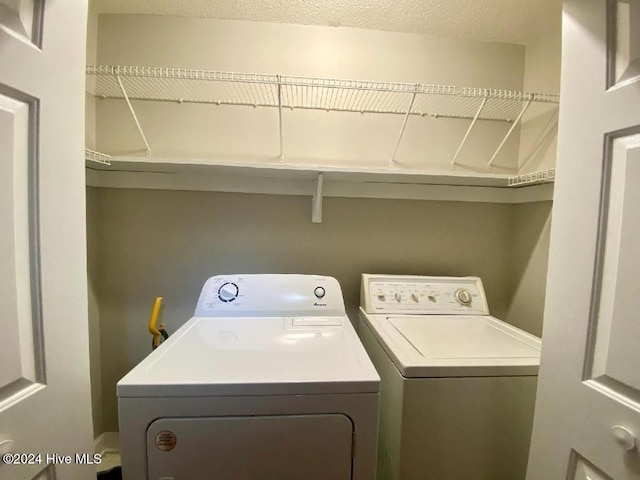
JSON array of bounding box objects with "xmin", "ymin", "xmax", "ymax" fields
[{"xmin": 148, "ymin": 297, "xmax": 165, "ymax": 350}]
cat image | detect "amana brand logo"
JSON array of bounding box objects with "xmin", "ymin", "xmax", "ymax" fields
[{"xmin": 313, "ymin": 302, "xmax": 327, "ymax": 307}]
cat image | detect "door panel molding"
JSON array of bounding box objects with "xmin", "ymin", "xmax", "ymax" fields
[
  {"xmin": 568, "ymin": 450, "xmax": 614, "ymax": 480},
  {"xmin": 607, "ymin": 0, "xmax": 640, "ymax": 89},
  {"xmin": 0, "ymin": 83, "xmax": 44, "ymax": 409},
  {"xmin": 584, "ymin": 126, "xmax": 640, "ymax": 403},
  {"xmin": 0, "ymin": 0, "xmax": 43, "ymax": 48}
]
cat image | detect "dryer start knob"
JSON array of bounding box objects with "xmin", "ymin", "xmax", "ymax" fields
[{"xmin": 218, "ymin": 282, "xmax": 239, "ymax": 302}]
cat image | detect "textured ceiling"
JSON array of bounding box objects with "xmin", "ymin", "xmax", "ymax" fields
[{"xmin": 90, "ymin": 0, "xmax": 561, "ymax": 45}]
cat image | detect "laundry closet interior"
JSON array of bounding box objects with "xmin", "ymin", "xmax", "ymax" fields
[{"xmin": 85, "ymin": 0, "xmax": 560, "ymax": 451}]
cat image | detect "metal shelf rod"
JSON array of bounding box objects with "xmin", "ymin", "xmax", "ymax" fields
[
  {"xmin": 94, "ymin": 96, "xmax": 516, "ymax": 122},
  {"xmin": 277, "ymin": 77, "xmax": 284, "ymax": 162},
  {"xmin": 487, "ymin": 97, "xmax": 532, "ymax": 168},
  {"xmin": 116, "ymin": 75, "xmax": 151, "ymax": 156},
  {"xmin": 390, "ymin": 91, "xmax": 418, "ymax": 167},
  {"xmin": 451, "ymin": 98, "xmax": 487, "ymax": 168}
]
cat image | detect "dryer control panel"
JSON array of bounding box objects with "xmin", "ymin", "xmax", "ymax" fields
[
  {"xmin": 360, "ymin": 274, "xmax": 489, "ymax": 315},
  {"xmin": 195, "ymin": 274, "xmax": 346, "ymax": 317}
]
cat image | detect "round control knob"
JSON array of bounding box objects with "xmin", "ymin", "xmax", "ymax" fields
[
  {"xmin": 455, "ymin": 289, "xmax": 472, "ymax": 306},
  {"xmin": 314, "ymin": 286, "xmax": 326, "ymax": 299},
  {"xmin": 218, "ymin": 282, "xmax": 239, "ymax": 303},
  {"xmin": 611, "ymin": 425, "xmax": 636, "ymax": 450}
]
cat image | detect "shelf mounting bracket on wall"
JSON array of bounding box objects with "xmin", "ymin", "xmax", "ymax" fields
[
  {"xmin": 390, "ymin": 90, "xmax": 418, "ymax": 167},
  {"xmin": 312, "ymin": 173, "xmax": 324, "ymax": 223},
  {"xmin": 450, "ymin": 97, "xmax": 487, "ymax": 169},
  {"xmin": 487, "ymin": 96, "xmax": 532, "ymax": 169},
  {"xmin": 277, "ymin": 76, "xmax": 285, "ymax": 162},
  {"xmin": 116, "ymin": 74, "xmax": 151, "ymax": 157}
]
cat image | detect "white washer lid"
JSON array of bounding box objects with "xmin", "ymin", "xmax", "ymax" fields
[
  {"xmin": 118, "ymin": 316, "xmax": 380, "ymax": 397},
  {"xmin": 360, "ymin": 310, "xmax": 541, "ymax": 377}
]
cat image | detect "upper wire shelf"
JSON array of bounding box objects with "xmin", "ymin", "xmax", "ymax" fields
[{"xmin": 86, "ymin": 65, "xmax": 559, "ymax": 123}]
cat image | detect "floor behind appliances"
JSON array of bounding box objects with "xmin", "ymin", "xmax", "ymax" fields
[
  {"xmin": 118, "ymin": 274, "xmax": 380, "ymax": 480},
  {"xmin": 358, "ymin": 274, "xmax": 541, "ymax": 480}
]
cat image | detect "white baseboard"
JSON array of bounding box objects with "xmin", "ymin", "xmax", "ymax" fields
[{"xmin": 94, "ymin": 432, "xmax": 120, "ymax": 454}]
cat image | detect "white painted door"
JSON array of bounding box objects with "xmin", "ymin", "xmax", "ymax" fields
[
  {"xmin": 0, "ymin": 2, "xmax": 93, "ymax": 480},
  {"xmin": 527, "ymin": 0, "xmax": 640, "ymax": 479}
]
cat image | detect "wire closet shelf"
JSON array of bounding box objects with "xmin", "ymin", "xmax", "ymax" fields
[
  {"xmin": 86, "ymin": 65, "xmax": 559, "ymax": 123},
  {"xmin": 84, "ymin": 148, "xmax": 111, "ymax": 165}
]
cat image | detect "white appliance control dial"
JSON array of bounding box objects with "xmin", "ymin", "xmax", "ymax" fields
[
  {"xmin": 218, "ymin": 282, "xmax": 239, "ymax": 302},
  {"xmin": 455, "ymin": 289, "xmax": 472, "ymax": 306},
  {"xmin": 314, "ymin": 286, "xmax": 326, "ymax": 298}
]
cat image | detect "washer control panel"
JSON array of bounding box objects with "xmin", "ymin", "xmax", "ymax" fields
[{"xmin": 360, "ymin": 274, "xmax": 489, "ymax": 315}]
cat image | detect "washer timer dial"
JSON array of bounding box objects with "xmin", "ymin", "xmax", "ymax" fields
[
  {"xmin": 455, "ymin": 288, "xmax": 472, "ymax": 306},
  {"xmin": 218, "ymin": 282, "xmax": 239, "ymax": 302}
]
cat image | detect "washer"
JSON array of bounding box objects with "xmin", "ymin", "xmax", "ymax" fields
[
  {"xmin": 118, "ymin": 274, "xmax": 380, "ymax": 480},
  {"xmin": 358, "ymin": 274, "xmax": 541, "ymax": 480}
]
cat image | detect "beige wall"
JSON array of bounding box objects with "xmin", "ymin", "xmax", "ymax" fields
[
  {"xmin": 503, "ymin": 15, "xmax": 561, "ymax": 335},
  {"xmin": 519, "ymin": 17, "xmax": 562, "ymax": 174},
  {"xmin": 94, "ymin": 14, "xmax": 525, "ymax": 172},
  {"xmin": 506, "ymin": 202, "xmax": 552, "ymax": 337},
  {"xmin": 90, "ymin": 187, "xmax": 516, "ymax": 432},
  {"xmin": 85, "ymin": 5, "xmax": 98, "ymax": 149}
]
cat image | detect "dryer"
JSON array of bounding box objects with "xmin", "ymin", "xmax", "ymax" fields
[
  {"xmin": 118, "ymin": 274, "xmax": 380, "ymax": 480},
  {"xmin": 358, "ymin": 274, "xmax": 541, "ymax": 480}
]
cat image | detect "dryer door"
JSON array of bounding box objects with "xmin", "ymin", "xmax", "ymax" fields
[{"xmin": 146, "ymin": 414, "xmax": 354, "ymax": 480}]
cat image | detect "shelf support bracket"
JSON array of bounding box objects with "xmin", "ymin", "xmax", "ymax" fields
[
  {"xmin": 487, "ymin": 97, "xmax": 532, "ymax": 169},
  {"xmin": 390, "ymin": 90, "xmax": 418, "ymax": 168},
  {"xmin": 312, "ymin": 173, "xmax": 324, "ymax": 223},
  {"xmin": 277, "ymin": 76, "xmax": 284, "ymax": 162},
  {"xmin": 451, "ymin": 97, "xmax": 487, "ymax": 169},
  {"xmin": 116, "ymin": 74, "xmax": 151, "ymax": 157}
]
